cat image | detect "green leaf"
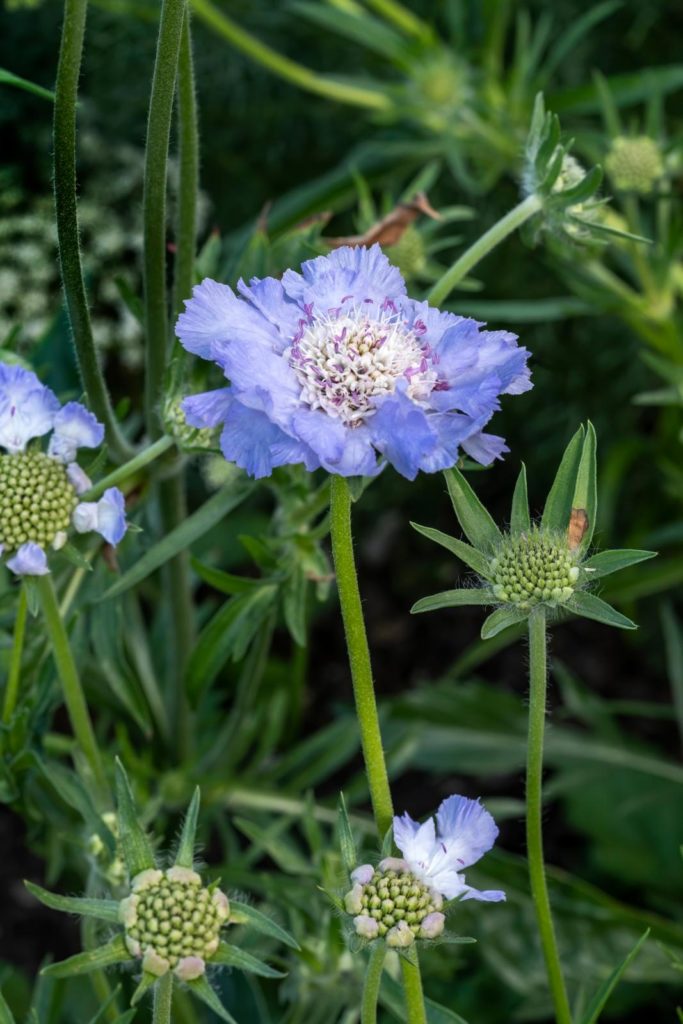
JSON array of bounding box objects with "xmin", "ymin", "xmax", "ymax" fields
[
  {"xmin": 551, "ymin": 64, "xmax": 683, "ymax": 115},
  {"xmin": 0, "ymin": 988, "xmax": 16, "ymax": 1024},
  {"xmin": 229, "ymin": 899, "xmax": 300, "ymax": 950},
  {"xmin": 481, "ymin": 606, "xmax": 528, "ymax": 639},
  {"xmin": 42, "ymin": 935, "xmax": 130, "ymax": 977},
  {"xmin": 174, "ymin": 787, "xmax": 201, "ymax": 868},
  {"xmin": 114, "ymin": 758, "xmax": 156, "ymax": 877},
  {"xmin": 410, "ymin": 523, "xmax": 491, "ymax": 578},
  {"xmin": 282, "ymin": 562, "xmax": 308, "ymax": 646},
  {"xmin": 411, "ymin": 589, "xmax": 491, "ymax": 614},
  {"xmin": 571, "ymin": 421, "xmax": 597, "ymax": 553},
  {"xmin": 337, "ymin": 792, "xmax": 357, "ymax": 874},
  {"xmin": 542, "ymin": 1, "xmax": 621, "ymax": 80},
  {"xmin": 443, "ymin": 467, "xmax": 502, "ymax": 552},
  {"xmin": 380, "ymin": 973, "xmax": 470, "ymax": 1023},
  {"xmin": 0, "ymin": 67, "xmax": 55, "ymax": 101},
  {"xmin": 24, "ymin": 882, "xmax": 120, "ymax": 924},
  {"xmin": 566, "ymin": 591, "xmax": 637, "ymax": 630},
  {"xmin": 542, "ymin": 425, "xmax": 585, "ymax": 533},
  {"xmin": 456, "ymin": 297, "xmax": 593, "ymax": 323},
  {"xmin": 130, "ymin": 973, "xmax": 157, "ymax": 1006},
  {"xmin": 582, "ymin": 549, "xmax": 657, "ymax": 580},
  {"xmin": 190, "ymin": 559, "xmax": 266, "ymax": 595},
  {"xmin": 510, "ymin": 464, "xmax": 530, "ymax": 534},
  {"xmin": 186, "ymin": 975, "xmax": 238, "ymax": 1024},
  {"xmin": 101, "ymin": 480, "xmax": 254, "ymax": 600},
  {"xmin": 211, "ymin": 941, "xmax": 286, "ymax": 978},
  {"xmin": 581, "ymin": 930, "xmax": 650, "ymax": 1024},
  {"xmin": 555, "ymin": 165, "xmax": 603, "ymax": 205}
]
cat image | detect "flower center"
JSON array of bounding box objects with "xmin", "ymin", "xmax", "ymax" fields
[
  {"xmin": 491, "ymin": 529, "xmax": 580, "ymax": 609},
  {"xmin": 288, "ymin": 304, "xmax": 438, "ymax": 426},
  {"xmin": 0, "ymin": 451, "xmax": 77, "ymax": 551},
  {"xmin": 346, "ymin": 867, "xmax": 440, "ymax": 938}
]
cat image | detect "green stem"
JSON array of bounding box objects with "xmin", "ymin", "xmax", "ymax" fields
[
  {"xmin": 144, "ymin": 0, "xmax": 187, "ymax": 438},
  {"xmin": 364, "ymin": 0, "xmax": 431, "ymax": 39},
  {"xmin": 173, "ymin": 10, "xmax": 199, "ymax": 320},
  {"xmin": 82, "ymin": 435, "xmax": 175, "ymax": 501},
  {"xmin": 400, "ymin": 953, "xmax": 427, "ymax": 1024},
  {"xmin": 53, "ymin": 0, "xmax": 133, "ymax": 462},
  {"xmin": 428, "ymin": 194, "xmax": 543, "ymax": 306},
  {"xmin": 329, "ymin": 475, "xmax": 394, "ymax": 838},
  {"xmin": 527, "ymin": 608, "xmax": 572, "ymax": 1024},
  {"xmin": 36, "ymin": 574, "xmax": 108, "ymax": 800},
  {"xmin": 191, "ymin": 0, "xmax": 390, "ymax": 110},
  {"xmin": 152, "ymin": 972, "xmax": 174, "ymax": 1024},
  {"xmin": 2, "ymin": 585, "xmax": 28, "ymax": 725},
  {"xmin": 361, "ymin": 944, "xmax": 386, "ymax": 1024}
]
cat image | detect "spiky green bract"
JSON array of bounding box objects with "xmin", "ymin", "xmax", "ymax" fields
[
  {"xmin": 25, "ymin": 881, "xmax": 120, "ymax": 923},
  {"xmin": 42, "ymin": 935, "xmax": 130, "ymax": 977},
  {"xmin": 174, "ymin": 786, "xmax": 200, "ymax": 868},
  {"xmin": 114, "ymin": 758, "xmax": 157, "ymax": 878},
  {"xmin": 411, "ymin": 424, "xmax": 656, "ymax": 635}
]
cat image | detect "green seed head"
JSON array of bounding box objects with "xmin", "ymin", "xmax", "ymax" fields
[
  {"xmin": 0, "ymin": 451, "xmax": 77, "ymax": 552},
  {"xmin": 605, "ymin": 136, "xmax": 664, "ymax": 195},
  {"xmin": 345, "ymin": 867, "xmax": 441, "ymax": 941},
  {"xmin": 491, "ymin": 528, "xmax": 580, "ymax": 611}
]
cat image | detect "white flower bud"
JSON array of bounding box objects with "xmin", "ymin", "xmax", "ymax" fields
[
  {"xmin": 344, "ymin": 884, "xmax": 364, "ymax": 915},
  {"xmin": 351, "ymin": 864, "xmax": 374, "ymax": 886},
  {"xmin": 131, "ymin": 868, "xmax": 163, "ymax": 892},
  {"xmin": 353, "ymin": 915, "xmax": 380, "ymax": 940},
  {"xmin": 418, "ymin": 912, "xmax": 445, "ymax": 939},
  {"xmin": 386, "ymin": 921, "xmax": 415, "ymax": 948},
  {"xmin": 174, "ymin": 955, "xmax": 206, "ymax": 981}
]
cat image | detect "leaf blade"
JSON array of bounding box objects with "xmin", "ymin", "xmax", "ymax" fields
[
  {"xmin": 42, "ymin": 936, "xmax": 130, "ymax": 978},
  {"xmin": 582, "ymin": 549, "xmax": 657, "ymax": 580},
  {"xmin": 411, "ymin": 589, "xmax": 491, "ymax": 614},
  {"xmin": 25, "ymin": 882, "xmax": 120, "ymax": 924},
  {"xmin": 229, "ymin": 899, "xmax": 300, "ymax": 950},
  {"xmin": 411, "ymin": 523, "xmax": 491, "ymax": 578},
  {"xmin": 581, "ymin": 930, "xmax": 650, "ymax": 1024},
  {"xmin": 174, "ymin": 787, "xmax": 201, "ymax": 868},
  {"xmin": 443, "ymin": 467, "xmax": 502, "ymax": 552},
  {"xmin": 481, "ymin": 606, "xmax": 528, "ymax": 639},
  {"xmin": 211, "ymin": 941, "xmax": 286, "ymax": 978},
  {"xmin": 510, "ymin": 464, "xmax": 531, "ymax": 534},
  {"xmin": 114, "ymin": 758, "xmax": 156, "ymax": 877},
  {"xmin": 542, "ymin": 425, "xmax": 585, "ymax": 533},
  {"xmin": 566, "ymin": 591, "xmax": 637, "ymax": 630}
]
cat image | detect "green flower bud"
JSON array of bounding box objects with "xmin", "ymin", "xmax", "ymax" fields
[
  {"xmin": 346, "ymin": 866, "xmax": 442, "ymax": 940},
  {"xmin": 491, "ymin": 528, "xmax": 579, "ymax": 611},
  {"xmin": 605, "ymin": 136, "xmax": 664, "ymax": 195},
  {"xmin": 387, "ymin": 226, "xmax": 427, "ymax": 281},
  {"xmin": 0, "ymin": 451, "xmax": 77, "ymax": 552}
]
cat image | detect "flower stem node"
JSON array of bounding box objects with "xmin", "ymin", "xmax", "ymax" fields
[
  {"xmin": 605, "ymin": 136, "xmax": 664, "ymax": 195},
  {"xmin": 345, "ymin": 866, "xmax": 443, "ymax": 941},
  {"xmin": 492, "ymin": 528, "xmax": 579, "ymax": 611}
]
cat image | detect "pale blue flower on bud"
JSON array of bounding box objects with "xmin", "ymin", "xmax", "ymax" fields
[
  {"xmin": 7, "ymin": 542, "xmax": 49, "ymax": 576},
  {"xmin": 418, "ymin": 911, "xmax": 445, "ymax": 939},
  {"xmin": 350, "ymin": 864, "xmax": 374, "ymax": 885},
  {"xmin": 378, "ymin": 856, "xmax": 409, "ymax": 873},
  {"xmin": 48, "ymin": 401, "xmax": 104, "ymax": 463},
  {"xmin": 73, "ymin": 487, "xmax": 127, "ymax": 545}
]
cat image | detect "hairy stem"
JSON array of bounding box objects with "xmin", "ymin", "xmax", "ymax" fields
[
  {"xmin": 152, "ymin": 972, "xmax": 174, "ymax": 1024},
  {"xmin": 361, "ymin": 944, "xmax": 386, "ymax": 1024},
  {"xmin": 53, "ymin": 0, "xmax": 132, "ymax": 461},
  {"xmin": 400, "ymin": 954, "xmax": 428, "ymax": 1024},
  {"xmin": 2, "ymin": 585, "xmax": 28, "ymax": 726},
  {"xmin": 527, "ymin": 607, "xmax": 572, "ymax": 1024},
  {"xmin": 82, "ymin": 435, "xmax": 175, "ymax": 501}
]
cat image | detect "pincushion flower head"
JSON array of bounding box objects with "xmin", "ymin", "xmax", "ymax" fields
[
  {"xmin": 175, "ymin": 244, "xmax": 531, "ymax": 480},
  {"xmin": 411, "ymin": 423, "xmax": 656, "ymax": 637},
  {"xmin": 343, "ymin": 794, "xmax": 503, "ymax": 950},
  {"xmin": 0, "ymin": 364, "xmax": 126, "ymax": 576},
  {"xmin": 27, "ymin": 762, "xmax": 298, "ymax": 1019}
]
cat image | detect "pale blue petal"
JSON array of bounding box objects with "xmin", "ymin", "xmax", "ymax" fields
[
  {"xmin": 6, "ymin": 542, "xmax": 49, "ymax": 576},
  {"xmin": 175, "ymin": 278, "xmax": 282, "ymax": 360},
  {"xmin": 436, "ymin": 795, "xmax": 499, "ymax": 870},
  {"xmin": 182, "ymin": 388, "xmax": 232, "ymax": 428},
  {"xmin": 216, "ymin": 339, "xmax": 301, "ymax": 430},
  {"xmin": 460, "ymin": 886, "xmax": 506, "ymax": 903},
  {"xmin": 368, "ymin": 389, "xmax": 437, "ymax": 480},
  {"xmin": 95, "ymin": 488, "xmax": 127, "ymax": 545},
  {"xmin": 220, "ymin": 401, "xmax": 318, "ymax": 479},
  {"xmin": 282, "ymin": 244, "xmax": 406, "ymax": 313},
  {"xmin": 48, "ymin": 401, "xmax": 104, "ymax": 462},
  {"xmin": 432, "ymin": 323, "xmax": 531, "ymax": 416},
  {"xmin": 237, "ymin": 276, "xmax": 303, "ymax": 348},
  {"xmin": 0, "ymin": 365, "xmax": 59, "ymax": 453},
  {"xmin": 462, "ymin": 431, "xmax": 508, "ymax": 465}
]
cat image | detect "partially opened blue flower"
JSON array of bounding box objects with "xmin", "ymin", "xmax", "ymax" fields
[
  {"xmin": 0, "ymin": 365, "xmax": 127, "ymax": 576},
  {"xmin": 176, "ymin": 246, "xmax": 531, "ymax": 480}
]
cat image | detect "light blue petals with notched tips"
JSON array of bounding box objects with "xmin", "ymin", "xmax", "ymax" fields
[
  {"xmin": 73, "ymin": 488, "xmax": 127, "ymax": 545},
  {"xmin": 0, "ymin": 364, "xmax": 60, "ymax": 453},
  {"xmin": 6, "ymin": 541, "xmax": 50, "ymax": 576},
  {"xmin": 48, "ymin": 402, "xmax": 104, "ymax": 463}
]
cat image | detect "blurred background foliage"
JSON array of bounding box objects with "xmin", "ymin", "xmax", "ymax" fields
[{"xmin": 1, "ymin": 0, "xmax": 683, "ymax": 1021}]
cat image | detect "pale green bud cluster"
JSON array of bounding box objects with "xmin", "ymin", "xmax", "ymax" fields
[
  {"xmin": 552, "ymin": 155, "xmax": 601, "ymax": 237},
  {"xmin": 0, "ymin": 452, "xmax": 76, "ymax": 551},
  {"xmin": 605, "ymin": 136, "xmax": 664, "ymax": 195},
  {"xmin": 388, "ymin": 226, "xmax": 427, "ymax": 281},
  {"xmin": 120, "ymin": 867, "xmax": 230, "ymax": 980},
  {"xmin": 344, "ymin": 867, "xmax": 443, "ymax": 945},
  {"xmin": 491, "ymin": 529, "xmax": 580, "ymax": 610},
  {"xmin": 164, "ymin": 399, "xmax": 218, "ymax": 451},
  {"xmin": 87, "ymin": 812, "xmax": 126, "ymax": 887}
]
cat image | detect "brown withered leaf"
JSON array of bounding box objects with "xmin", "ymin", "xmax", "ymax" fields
[
  {"xmin": 324, "ymin": 192, "xmax": 441, "ymax": 249},
  {"xmin": 567, "ymin": 508, "xmax": 589, "ymax": 551}
]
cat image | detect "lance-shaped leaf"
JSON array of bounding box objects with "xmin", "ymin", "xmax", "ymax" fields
[
  {"xmin": 175, "ymin": 787, "xmax": 201, "ymax": 869},
  {"xmin": 582, "ymin": 549, "xmax": 657, "ymax": 580},
  {"xmin": 186, "ymin": 976, "xmax": 238, "ymax": 1024},
  {"xmin": 212, "ymin": 941, "xmax": 286, "ymax": 978},
  {"xmin": 510, "ymin": 464, "xmax": 530, "ymax": 534},
  {"xmin": 130, "ymin": 972, "xmax": 157, "ymax": 1007},
  {"xmin": 411, "ymin": 589, "xmax": 491, "ymax": 614},
  {"xmin": 566, "ymin": 591, "xmax": 636, "ymax": 630},
  {"xmin": 25, "ymin": 882, "xmax": 120, "ymax": 924},
  {"xmin": 229, "ymin": 900, "xmax": 300, "ymax": 950},
  {"xmin": 42, "ymin": 935, "xmax": 130, "ymax": 977},
  {"xmin": 542, "ymin": 425, "xmax": 585, "ymax": 532},
  {"xmin": 443, "ymin": 467, "xmax": 502, "ymax": 552},
  {"xmin": 114, "ymin": 759, "xmax": 156, "ymax": 877},
  {"xmin": 410, "ymin": 523, "xmax": 491, "ymax": 577},
  {"xmin": 0, "ymin": 987, "xmax": 16, "ymax": 1024},
  {"xmin": 571, "ymin": 421, "xmax": 597, "ymax": 554},
  {"xmin": 481, "ymin": 606, "xmax": 528, "ymax": 640},
  {"xmin": 337, "ymin": 792, "xmax": 356, "ymax": 874},
  {"xmin": 581, "ymin": 930, "xmax": 650, "ymax": 1024}
]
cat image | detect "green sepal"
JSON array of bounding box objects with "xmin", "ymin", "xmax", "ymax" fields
[
  {"xmin": 580, "ymin": 930, "xmax": 649, "ymax": 1024},
  {"xmin": 410, "ymin": 523, "xmax": 491, "ymax": 578},
  {"xmin": 555, "ymin": 164, "xmax": 603, "ymax": 205},
  {"xmin": 25, "ymin": 881, "xmax": 120, "ymax": 923},
  {"xmin": 23, "ymin": 577, "xmax": 40, "ymax": 617},
  {"xmin": 481, "ymin": 606, "xmax": 528, "ymax": 639},
  {"xmin": 582, "ymin": 549, "xmax": 657, "ymax": 580},
  {"xmin": 542, "ymin": 425, "xmax": 585, "ymax": 532},
  {"xmin": 443, "ymin": 467, "xmax": 502, "ymax": 552},
  {"xmin": 41, "ymin": 935, "xmax": 130, "ymax": 977},
  {"xmin": 411, "ymin": 589, "xmax": 491, "ymax": 614},
  {"xmin": 566, "ymin": 591, "xmax": 636, "ymax": 630},
  {"xmin": 130, "ymin": 972, "xmax": 157, "ymax": 1007},
  {"xmin": 174, "ymin": 787, "xmax": 200, "ymax": 868},
  {"xmin": 59, "ymin": 543, "xmax": 94, "ymax": 571},
  {"xmin": 571, "ymin": 421, "xmax": 597, "ymax": 554},
  {"xmin": 114, "ymin": 758, "xmax": 156, "ymax": 877},
  {"xmin": 211, "ymin": 941, "xmax": 286, "ymax": 978},
  {"xmin": 229, "ymin": 899, "xmax": 300, "ymax": 950},
  {"xmin": 186, "ymin": 976, "xmax": 238, "ymax": 1024},
  {"xmin": 337, "ymin": 792, "xmax": 357, "ymax": 874},
  {"xmin": 510, "ymin": 464, "xmax": 531, "ymax": 534}
]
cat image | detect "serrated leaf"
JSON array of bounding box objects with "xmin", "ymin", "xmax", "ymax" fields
[
  {"xmin": 131, "ymin": 972, "xmax": 156, "ymax": 1006},
  {"xmin": 481, "ymin": 606, "xmax": 528, "ymax": 639},
  {"xmin": 186, "ymin": 975, "xmax": 238, "ymax": 1024},
  {"xmin": 581, "ymin": 930, "xmax": 650, "ymax": 1024},
  {"xmin": 175, "ymin": 787, "xmax": 201, "ymax": 868},
  {"xmin": 582, "ymin": 549, "xmax": 657, "ymax": 580},
  {"xmin": 42, "ymin": 935, "xmax": 129, "ymax": 977},
  {"xmin": 443, "ymin": 467, "xmax": 502, "ymax": 552},
  {"xmin": 25, "ymin": 882, "xmax": 120, "ymax": 923},
  {"xmin": 411, "ymin": 589, "xmax": 491, "ymax": 614},
  {"xmin": 566, "ymin": 591, "xmax": 637, "ymax": 630},
  {"xmin": 510, "ymin": 464, "xmax": 530, "ymax": 534},
  {"xmin": 572, "ymin": 421, "xmax": 597, "ymax": 553},
  {"xmin": 410, "ymin": 523, "xmax": 491, "ymax": 577},
  {"xmin": 114, "ymin": 758, "xmax": 156, "ymax": 877},
  {"xmin": 337, "ymin": 792, "xmax": 357, "ymax": 873},
  {"xmin": 229, "ymin": 899, "xmax": 300, "ymax": 950},
  {"xmin": 211, "ymin": 941, "xmax": 286, "ymax": 978},
  {"xmin": 542, "ymin": 425, "xmax": 585, "ymax": 532}
]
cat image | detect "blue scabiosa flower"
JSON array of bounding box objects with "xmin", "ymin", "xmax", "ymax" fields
[
  {"xmin": 0, "ymin": 365, "xmax": 127, "ymax": 576},
  {"xmin": 176, "ymin": 245, "xmax": 531, "ymax": 480}
]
